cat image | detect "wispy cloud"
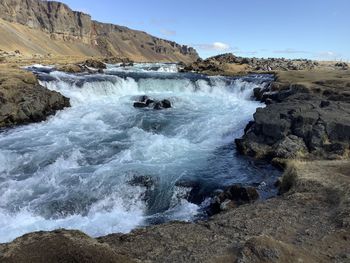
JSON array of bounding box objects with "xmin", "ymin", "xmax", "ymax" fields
[
  {"xmin": 314, "ymin": 51, "xmax": 343, "ymax": 61},
  {"xmin": 194, "ymin": 42, "xmax": 231, "ymax": 51},
  {"xmin": 236, "ymin": 50, "xmax": 258, "ymax": 56},
  {"xmin": 150, "ymin": 18, "xmax": 176, "ymax": 26},
  {"xmin": 273, "ymin": 48, "xmax": 310, "ymax": 54},
  {"xmin": 160, "ymin": 29, "xmax": 177, "ymax": 36}
]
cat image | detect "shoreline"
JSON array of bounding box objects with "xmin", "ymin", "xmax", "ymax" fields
[{"xmin": 0, "ymin": 57, "xmax": 349, "ymax": 262}]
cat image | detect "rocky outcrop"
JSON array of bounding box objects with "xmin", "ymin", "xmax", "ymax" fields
[
  {"xmin": 208, "ymin": 53, "xmax": 318, "ymax": 71},
  {"xmin": 0, "ymin": 0, "xmax": 199, "ymax": 62},
  {"xmin": 208, "ymin": 184, "xmax": 260, "ymax": 215},
  {"xmin": 181, "ymin": 53, "xmax": 319, "ymax": 75},
  {"xmin": 0, "ymin": 67, "xmax": 70, "ymax": 128},
  {"xmin": 235, "ymin": 71, "xmax": 350, "ymax": 162}
]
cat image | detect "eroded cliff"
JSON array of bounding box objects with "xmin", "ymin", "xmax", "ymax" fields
[{"xmin": 0, "ymin": 0, "xmax": 199, "ymax": 62}]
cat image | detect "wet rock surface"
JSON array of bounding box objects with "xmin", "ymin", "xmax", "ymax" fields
[
  {"xmin": 208, "ymin": 184, "xmax": 260, "ymax": 215},
  {"xmin": 56, "ymin": 59, "xmax": 107, "ymax": 73},
  {"xmin": 133, "ymin": 95, "xmax": 172, "ymax": 110},
  {"xmin": 0, "ymin": 67, "xmax": 70, "ymax": 129}
]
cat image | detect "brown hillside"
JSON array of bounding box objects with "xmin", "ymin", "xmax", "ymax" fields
[{"xmin": 0, "ymin": 0, "xmax": 199, "ymax": 62}]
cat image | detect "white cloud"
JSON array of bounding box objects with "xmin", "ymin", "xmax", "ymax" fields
[
  {"xmin": 160, "ymin": 29, "xmax": 177, "ymax": 36},
  {"xmin": 273, "ymin": 48, "xmax": 310, "ymax": 54},
  {"xmin": 315, "ymin": 51, "xmax": 343, "ymax": 61},
  {"xmin": 236, "ymin": 51, "xmax": 258, "ymax": 56},
  {"xmin": 194, "ymin": 42, "xmax": 231, "ymax": 51}
]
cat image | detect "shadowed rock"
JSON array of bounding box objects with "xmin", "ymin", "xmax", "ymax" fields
[{"xmin": 208, "ymin": 184, "xmax": 260, "ymax": 215}]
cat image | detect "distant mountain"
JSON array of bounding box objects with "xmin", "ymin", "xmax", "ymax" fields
[{"xmin": 0, "ymin": 0, "xmax": 199, "ymax": 62}]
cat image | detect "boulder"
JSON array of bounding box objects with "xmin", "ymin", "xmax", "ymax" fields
[
  {"xmin": 56, "ymin": 64, "xmax": 84, "ymax": 73},
  {"xmin": 160, "ymin": 99, "xmax": 171, "ymax": 108},
  {"xmin": 208, "ymin": 184, "xmax": 259, "ymax": 215},
  {"xmin": 236, "ymin": 95, "xmax": 350, "ymax": 160},
  {"xmin": 133, "ymin": 96, "xmax": 172, "ymax": 110},
  {"xmin": 133, "ymin": 102, "xmax": 148, "ymax": 108},
  {"xmin": 82, "ymin": 59, "xmax": 106, "ymax": 69},
  {"xmin": 0, "ymin": 68, "xmax": 70, "ymax": 128}
]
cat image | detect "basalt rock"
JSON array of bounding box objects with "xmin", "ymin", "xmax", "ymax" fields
[
  {"xmin": 208, "ymin": 184, "xmax": 260, "ymax": 215},
  {"xmin": 133, "ymin": 96, "xmax": 172, "ymax": 110},
  {"xmin": 82, "ymin": 59, "xmax": 106, "ymax": 70},
  {"xmin": 182, "ymin": 53, "xmax": 318, "ymax": 74},
  {"xmin": 0, "ymin": 68, "xmax": 70, "ymax": 129},
  {"xmin": 236, "ymin": 81, "xmax": 350, "ymax": 160}
]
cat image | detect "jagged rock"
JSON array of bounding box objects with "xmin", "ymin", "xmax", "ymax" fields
[
  {"xmin": 56, "ymin": 64, "xmax": 84, "ymax": 73},
  {"xmin": 335, "ymin": 62, "xmax": 349, "ymax": 70},
  {"xmin": 0, "ymin": 68, "xmax": 70, "ymax": 128},
  {"xmin": 128, "ymin": 175, "xmax": 155, "ymax": 188},
  {"xmin": 160, "ymin": 99, "xmax": 171, "ymax": 109},
  {"xmin": 274, "ymin": 135, "xmax": 307, "ymax": 159},
  {"xmin": 133, "ymin": 102, "xmax": 148, "ymax": 108},
  {"xmin": 208, "ymin": 184, "xmax": 259, "ymax": 215},
  {"xmin": 182, "ymin": 53, "xmax": 317, "ymax": 74},
  {"xmin": 82, "ymin": 59, "xmax": 106, "ymax": 69},
  {"xmin": 236, "ymin": 87, "xmax": 350, "ymax": 160},
  {"xmin": 133, "ymin": 96, "xmax": 172, "ymax": 110}
]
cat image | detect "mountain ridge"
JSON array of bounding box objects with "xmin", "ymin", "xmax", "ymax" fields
[{"xmin": 0, "ymin": 0, "xmax": 199, "ymax": 62}]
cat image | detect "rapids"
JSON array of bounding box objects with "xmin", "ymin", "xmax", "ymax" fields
[{"xmin": 0, "ymin": 63, "xmax": 279, "ymax": 243}]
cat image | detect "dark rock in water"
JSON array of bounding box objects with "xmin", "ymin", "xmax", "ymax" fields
[
  {"xmin": 128, "ymin": 175, "xmax": 156, "ymax": 188},
  {"xmin": 153, "ymin": 101, "xmax": 162, "ymax": 110},
  {"xmin": 161, "ymin": 99, "xmax": 171, "ymax": 108},
  {"xmin": 133, "ymin": 102, "xmax": 148, "ymax": 108},
  {"xmin": 128, "ymin": 175, "xmax": 158, "ymax": 204},
  {"xmin": 82, "ymin": 59, "xmax": 107, "ymax": 69},
  {"xmin": 139, "ymin": 95, "xmax": 149, "ymax": 102},
  {"xmin": 145, "ymin": 98, "xmax": 154, "ymax": 106},
  {"xmin": 208, "ymin": 184, "xmax": 259, "ymax": 215},
  {"xmin": 175, "ymin": 179, "xmax": 203, "ymax": 204},
  {"xmin": 121, "ymin": 62, "xmax": 134, "ymax": 67},
  {"xmin": 39, "ymin": 195, "xmax": 98, "ymax": 219},
  {"xmin": 153, "ymin": 99, "xmax": 172, "ymax": 110},
  {"xmin": 133, "ymin": 95, "xmax": 172, "ymax": 110}
]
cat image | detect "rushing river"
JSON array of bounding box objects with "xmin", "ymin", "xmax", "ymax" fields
[{"xmin": 0, "ymin": 63, "xmax": 279, "ymax": 243}]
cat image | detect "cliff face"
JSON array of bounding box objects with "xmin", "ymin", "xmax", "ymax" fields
[{"xmin": 0, "ymin": 0, "xmax": 199, "ymax": 62}]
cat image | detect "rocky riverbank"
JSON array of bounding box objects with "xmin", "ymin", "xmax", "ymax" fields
[
  {"xmin": 236, "ymin": 69, "xmax": 350, "ymax": 164},
  {"xmin": 0, "ymin": 65, "xmax": 70, "ymax": 129},
  {"xmin": 1, "ymin": 160, "xmax": 349, "ymax": 262},
  {"xmin": 0, "ymin": 56, "xmax": 349, "ymax": 262}
]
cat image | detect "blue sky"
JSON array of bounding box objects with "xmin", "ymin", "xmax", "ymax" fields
[{"xmin": 60, "ymin": 0, "xmax": 350, "ymax": 60}]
